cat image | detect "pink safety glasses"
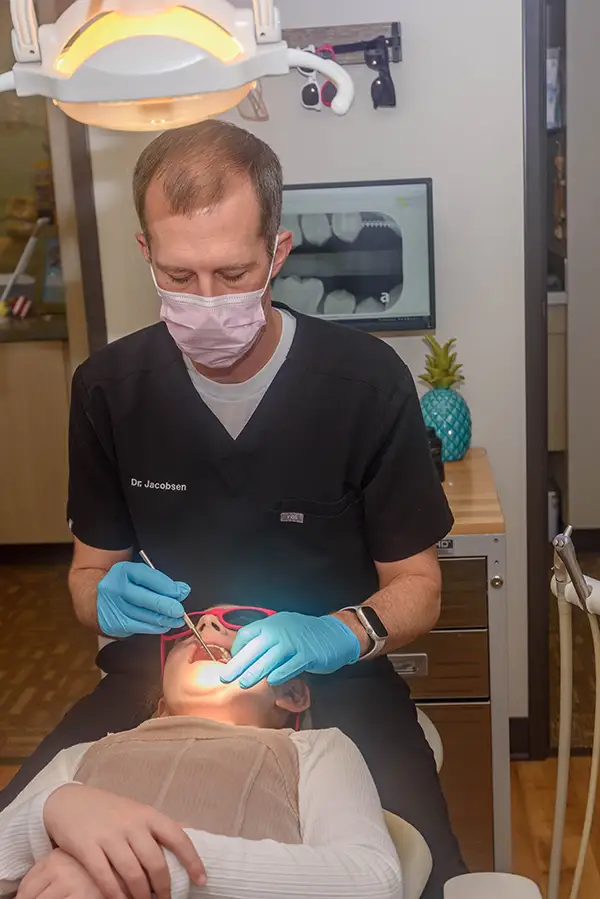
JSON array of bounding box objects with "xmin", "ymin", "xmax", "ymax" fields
[
  {"xmin": 160, "ymin": 606, "xmax": 276, "ymax": 673},
  {"xmin": 159, "ymin": 606, "xmax": 303, "ymax": 731},
  {"xmin": 297, "ymin": 44, "xmax": 339, "ymax": 111}
]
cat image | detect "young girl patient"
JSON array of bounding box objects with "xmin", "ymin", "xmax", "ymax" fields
[{"xmin": 0, "ymin": 606, "xmax": 402, "ymax": 899}]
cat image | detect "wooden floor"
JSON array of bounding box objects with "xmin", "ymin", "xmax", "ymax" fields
[
  {"xmin": 0, "ymin": 766, "xmax": 17, "ymax": 790},
  {"xmin": 0, "ymin": 564, "xmax": 99, "ymax": 759},
  {"xmin": 1, "ymin": 758, "xmax": 598, "ymax": 897},
  {"xmin": 512, "ymin": 757, "xmax": 600, "ymax": 898}
]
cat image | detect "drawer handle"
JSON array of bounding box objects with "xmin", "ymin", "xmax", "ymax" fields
[{"xmin": 389, "ymin": 652, "xmax": 428, "ymax": 677}]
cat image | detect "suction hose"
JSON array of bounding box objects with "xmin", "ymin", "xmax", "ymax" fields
[
  {"xmin": 569, "ymin": 612, "xmax": 600, "ymax": 899},
  {"xmin": 550, "ymin": 527, "xmax": 600, "ymax": 899},
  {"xmin": 547, "ymin": 573, "xmax": 572, "ymax": 899}
]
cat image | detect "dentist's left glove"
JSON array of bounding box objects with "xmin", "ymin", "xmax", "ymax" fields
[
  {"xmin": 220, "ymin": 611, "xmax": 361, "ymax": 689},
  {"xmin": 97, "ymin": 561, "xmax": 189, "ymax": 639}
]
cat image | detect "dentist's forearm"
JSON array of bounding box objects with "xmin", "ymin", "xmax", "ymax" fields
[
  {"xmin": 68, "ymin": 537, "xmax": 132, "ymax": 633},
  {"xmin": 333, "ymin": 547, "xmax": 442, "ymax": 656},
  {"xmin": 68, "ymin": 567, "xmax": 106, "ymax": 633}
]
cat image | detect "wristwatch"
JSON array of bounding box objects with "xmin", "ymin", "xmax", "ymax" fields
[{"xmin": 340, "ymin": 605, "xmax": 388, "ymax": 661}]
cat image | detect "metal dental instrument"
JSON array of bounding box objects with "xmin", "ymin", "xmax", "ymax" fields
[
  {"xmin": 138, "ymin": 550, "xmax": 218, "ymax": 661},
  {"xmin": 553, "ymin": 525, "xmax": 592, "ymax": 609}
]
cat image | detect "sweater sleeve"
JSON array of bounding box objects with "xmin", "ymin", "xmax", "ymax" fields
[
  {"xmin": 176, "ymin": 727, "xmax": 402, "ymax": 899},
  {"xmin": 0, "ymin": 744, "xmax": 91, "ymax": 896}
]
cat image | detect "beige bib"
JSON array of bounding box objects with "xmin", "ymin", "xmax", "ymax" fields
[{"xmin": 75, "ymin": 716, "xmax": 301, "ymax": 843}]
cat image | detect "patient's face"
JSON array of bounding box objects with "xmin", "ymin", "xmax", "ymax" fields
[{"xmin": 161, "ymin": 606, "xmax": 310, "ymax": 727}]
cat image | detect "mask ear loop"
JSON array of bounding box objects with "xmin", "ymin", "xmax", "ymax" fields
[
  {"xmin": 294, "ymin": 712, "xmax": 301, "ymax": 731},
  {"xmin": 264, "ymin": 234, "xmax": 279, "ymax": 292}
]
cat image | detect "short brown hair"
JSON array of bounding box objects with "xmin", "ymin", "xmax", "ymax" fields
[{"xmin": 133, "ymin": 120, "xmax": 283, "ymax": 251}]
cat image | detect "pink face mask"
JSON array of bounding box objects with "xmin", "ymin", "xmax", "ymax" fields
[{"xmin": 152, "ymin": 241, "xmax": 278, "ymax": 369}]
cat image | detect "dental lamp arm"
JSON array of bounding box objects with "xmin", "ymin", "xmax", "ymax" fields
[
  {"xmin": 252, "ymin": 0, "xmax": 280, "ymax": 43},
  {"xmin": 10, "ymin": 0, "xmax": 40, "ymax": 63},
  {"xmin": 286, "ymin": 48, "xmax": 355, "ymax": 115}
]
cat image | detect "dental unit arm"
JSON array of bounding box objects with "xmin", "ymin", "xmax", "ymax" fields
[
  {"xmin": 444, "ymin": 529, "xmax": 600, "ymax": 899},
  {"xmin": 546, "ymin": 527, "xmax": 600, "ymax": 899}
]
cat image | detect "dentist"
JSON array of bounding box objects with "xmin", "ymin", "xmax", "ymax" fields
[{"xmin": 1, "ymin": 121, "xmax": 465, "ymax": 898}]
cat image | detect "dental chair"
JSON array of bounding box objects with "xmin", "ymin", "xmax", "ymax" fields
[
  {"xmin": 99, "ymin": 530, "xmax": 597, "ymax": 899},
  {"xmin": 388, "ymin": 527, "xmax": 599, "ymax": 899},
  {"xmin": 382, "ymin": 709, "xmax": 441, "ymax": 899}
]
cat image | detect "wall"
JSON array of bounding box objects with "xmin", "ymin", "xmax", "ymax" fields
[
  {"xmin": 566, "ymin": 4, "xmax": 600, "ymax": 528},
  {"xmin": 87, "ymin": 0, "xmax": 528, "ymax": 717},
  {"xmin": 46, "ymin": 103, "xmax": 89, "ymax": 374}
]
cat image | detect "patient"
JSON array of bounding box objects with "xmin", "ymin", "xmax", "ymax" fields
[{"xmin": 0, "ymin": 606, "xmax": 402, "ymax": 899}]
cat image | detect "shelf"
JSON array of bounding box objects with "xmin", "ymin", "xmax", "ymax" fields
[{"xmin": 281, "ymin": 22, "xmax": 402, "ymax": 67}]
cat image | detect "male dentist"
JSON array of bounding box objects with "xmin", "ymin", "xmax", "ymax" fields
[{"xmin": 1, "ymin": 121, "xmax": 465, "ymax": 897}]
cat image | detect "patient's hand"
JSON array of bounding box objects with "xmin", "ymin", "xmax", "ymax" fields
[
  {"xmin": 17, "ymin": 848, "xmax": 104, "ymax": 899},
  {"xmin": 43, "ymin": 784, "xmax": 206, "ymax": 899}
]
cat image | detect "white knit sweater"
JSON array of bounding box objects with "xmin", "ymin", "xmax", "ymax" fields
[{"xmin": 0, "ymin": 727, "xmax": 403, "ymax": 899}]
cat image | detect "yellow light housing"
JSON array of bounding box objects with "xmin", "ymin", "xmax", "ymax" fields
[
  {"xmin": 55, "ymin": 6, "xmax": 244, "ymax": 76},
  {"xmin": 3, "ymin": 0, "xmax": 355, "ymax": 132},
  {"xmin": 54, "ymin": 83, "xmax": 252, "ymax": 131}
]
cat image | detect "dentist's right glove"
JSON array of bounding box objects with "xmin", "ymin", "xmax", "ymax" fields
[{"xmin": 97, "ymin": 561, "xmax": 189, "ymax": 638}]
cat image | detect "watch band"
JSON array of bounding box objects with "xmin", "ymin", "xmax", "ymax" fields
[{"xmin": 340, "ymin": 605, "xmax": 387, "ymax": 661}]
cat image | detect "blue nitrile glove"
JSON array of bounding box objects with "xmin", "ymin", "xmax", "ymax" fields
[
  {"xmin": 97, "ymin": 561, "xmax": 189, "ymax": 639},
  {"xmin": 219, "ymin": 611, "xmax": 361, "ymax": 689}
]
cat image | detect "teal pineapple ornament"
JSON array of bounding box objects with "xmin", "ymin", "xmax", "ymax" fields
[{"xmin": 419, "ymin": 335, "xmax": 471, "ymax": 462}]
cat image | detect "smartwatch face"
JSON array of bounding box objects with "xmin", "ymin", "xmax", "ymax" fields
[{"xmin": 361, "ymin": 605, "xmax": 388, "ymax": 639}]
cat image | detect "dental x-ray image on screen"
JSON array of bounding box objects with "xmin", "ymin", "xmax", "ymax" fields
[{"xmin": 273, "ymin": 179, "xmax": 436, "ymax": 332}]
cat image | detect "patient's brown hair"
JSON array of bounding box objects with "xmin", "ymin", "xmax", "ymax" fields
[{"xmin": 132, "ymin": 120, "xmax": 283, "ymax": 252}]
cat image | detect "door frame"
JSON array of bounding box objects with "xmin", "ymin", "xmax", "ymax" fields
[
  {"xmin": 38, "ymin": 0, "xmax": 108, "ymax": 356},
  {"xmin": 523, "ymin": 0, "xmax": 550, "ymax": 760}
]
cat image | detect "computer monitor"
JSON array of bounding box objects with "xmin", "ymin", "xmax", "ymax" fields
[{"xmin": 273, "ymin": 178, "xmax": 435, "ymax": 332}]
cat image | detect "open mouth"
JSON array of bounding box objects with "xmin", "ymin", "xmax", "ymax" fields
[{"xmin": 189, "ymin": 643, "xmax": 231, "ymax": 664}]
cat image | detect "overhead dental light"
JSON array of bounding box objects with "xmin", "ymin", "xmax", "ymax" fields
[{"xmin": 0, "ymin": 0, "xmax": 354, "ymax": 131}]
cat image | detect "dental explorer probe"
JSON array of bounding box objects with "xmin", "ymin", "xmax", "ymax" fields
[{"xmin": 139, "ymin": 550, "xmax": 218, "ymax": 662}]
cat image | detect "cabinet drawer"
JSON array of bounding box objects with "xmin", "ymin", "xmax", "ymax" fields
[
  {"xmin": 417, "ymin": 702, "xmax": 494, "ymax": 872},
  {"xmin": 438, "ymin": 558, "xmax": 488, "ymax": 629},
  {"xmin": 390, "ymin": 630, "xmax": 489, "ymax": 700}
]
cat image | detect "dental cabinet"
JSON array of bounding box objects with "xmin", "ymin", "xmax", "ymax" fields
[
  {"xmin": 389, "ymin": 449, "xmax": 510, "ymax": 873},
  {"xmin": 0, "ymin": 325, "xmax": 71, "ymax": 544}
]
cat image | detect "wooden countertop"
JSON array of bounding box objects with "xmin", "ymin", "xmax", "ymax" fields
[
  {"xmin": 443, "ymin": 448, "xmax": 505, "ymax": 535},
  {"xmin": 0, "ymin": 315, "xmax": 68, "ymax": 343}
]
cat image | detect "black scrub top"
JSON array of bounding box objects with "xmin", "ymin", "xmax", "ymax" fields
[{"xmin": 68, "ymin": 307, "xmax": 453, "ymax": 632}]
